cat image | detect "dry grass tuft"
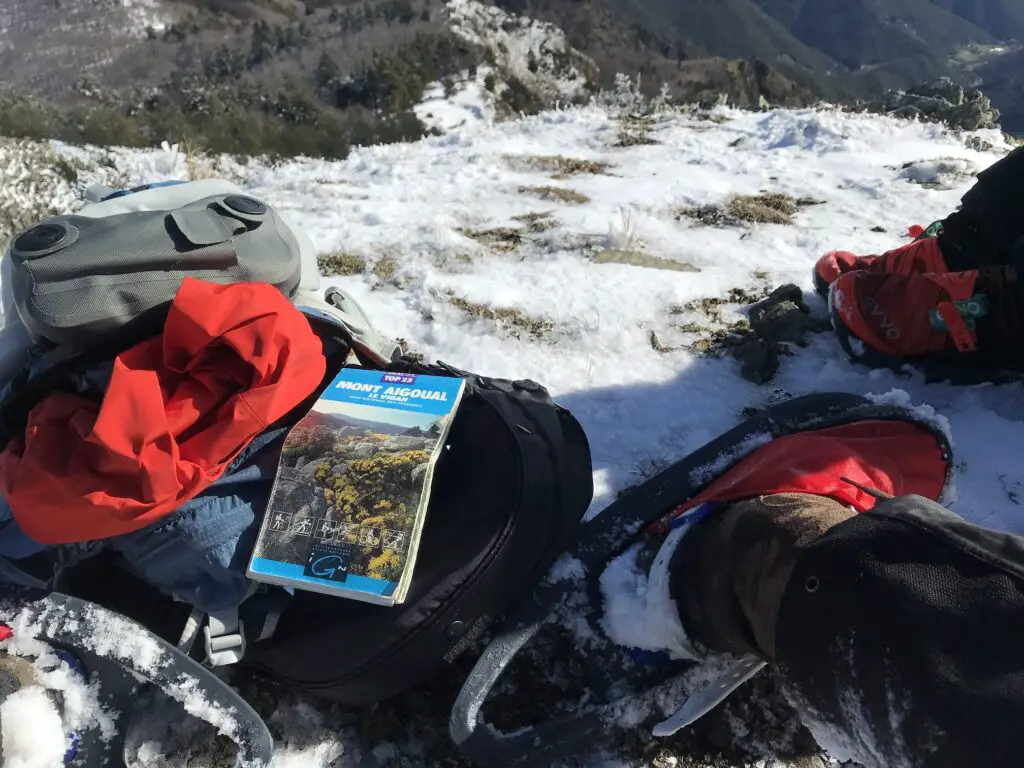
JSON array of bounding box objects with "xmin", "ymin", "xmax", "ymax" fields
[
  {"xmin": 505, "ymin": 154, "xmax": 612, "ymax": 178},
  {"xmin": 372, "ymin": 255, "xmax": 399, "ymax": 281},
  {"xmin": 317, "ymin": 251, "xmax": 367, "ymax": 277},
  {"xmin": 511, "ymin": 211, "xmax": 557, "ymax": 232},
  {"xmin": 676, "ymin": 193, "xmax": 824, "ymax": 227},
  {"xmin": 518, "ymin": 185, "xmax": 590, "ymax": 205},
  {"xmin": 727, "ymin": 193, "xmax": 800, "ymax": 225},
  {"xmin": 456, "ymin": 226, "xmax": 525, "ymax": 253},
  {"xmin": 446, "ymin": 292, "xmax": 554, "ymax": 340}
]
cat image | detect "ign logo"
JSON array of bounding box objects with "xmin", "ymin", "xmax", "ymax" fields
[{"xmin": 382, "ymin": 373, "xmax": 417, "ymax": 385}]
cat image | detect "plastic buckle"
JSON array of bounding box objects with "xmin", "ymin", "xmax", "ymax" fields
[{"xmin": 203, "ymin": 619, "xmax": 246, "ymax": 668}]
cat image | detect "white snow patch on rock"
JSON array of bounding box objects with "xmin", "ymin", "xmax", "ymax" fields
[
  {"xmin": 897, "ymin": 157, "xmax": 977, "ymax": 188},
  {"xmin": 415, "ymin": 69, "xmax": 495, "ymax": 133},
  {"xmin": 445, "ymin": 0, "xmax": 594, "ymax": 104}
]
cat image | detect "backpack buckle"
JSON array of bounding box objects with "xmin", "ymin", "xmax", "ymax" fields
[{"xmin": 200, "ymin": 609, "xmax": 246, "ymax": 667}]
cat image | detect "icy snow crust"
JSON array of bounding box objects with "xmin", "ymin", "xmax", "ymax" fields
[{"xmin": 2, "ymin": 95, "xmax": 1022, "ymax": 766}]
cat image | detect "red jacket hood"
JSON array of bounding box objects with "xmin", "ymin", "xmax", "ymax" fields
[{"xmin": 0, "ymin": 277, "xmax": 327, "ymax": 544}]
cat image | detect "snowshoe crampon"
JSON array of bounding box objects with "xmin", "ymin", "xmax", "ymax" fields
[
  {"xmin": 450, "ymin": 392, "xmax": 953, "ymax": 767},
  {"xmin": 0, "ymin": 589, "xmax": 273, "ymax": 767}
]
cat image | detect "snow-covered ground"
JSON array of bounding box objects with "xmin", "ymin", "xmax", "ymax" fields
[
  {"xmin": 2, "ymin": 100, "xmax": 1023, "ymax": 767},
  {"xmin": 413, "ymin": 73, "xmax": 494, "ymax": 133}
]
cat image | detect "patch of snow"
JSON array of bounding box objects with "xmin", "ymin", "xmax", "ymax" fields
[
  {"xmin": 599, "ymin": 524, "xmax": 697, "ymax": 660},
  {"xmin": 2, "ymin": 605, "xmax": 118, "ymax": 743},
  {"xmin": 264, "ymin": 699, "xmax": 352, "ymax": 767},
  {"xmin": 865, "ymin": 388, "xmax": 954, "ymax": 447},
  {"xmin": 0, "ymin": 685, "xmax": 68, "ymax": 768},
  {"xmin": 0, "ymin": 597, "xmax": 244, "ymax": 762},
  {"xmin": 689, "ymin": 433, "xmax": 774, "ymax": 486},
  {"xmin": 117, "ymin": 0, "xmax": 171, "ymax": 34},
  {"xmin": 160, "ymin": 677, "xmax": 241, "ymax": 743},
  {"xmin": 545, "ymin": 554, "xmax": 586, "ymax": 584},
  {"xmin": 415, "ymin": 68, "xmax": 495, "ymax": 133},
  {"xmin": 897, "ymin": 157, "xmax": 977, "ymax": 188}
]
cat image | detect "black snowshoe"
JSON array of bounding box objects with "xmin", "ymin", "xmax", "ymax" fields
[
  {"xmin": 0, "ymin": 588, "xmax": 272, "ymax": 767},
  {"xmin": 449, "ymin": 392, "xmax": 953, "ymax": 767}
]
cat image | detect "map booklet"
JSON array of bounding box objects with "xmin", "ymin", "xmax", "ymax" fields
[{"xmin": 247, "ymin": 366, "xmax": 466, "ymax": 606}]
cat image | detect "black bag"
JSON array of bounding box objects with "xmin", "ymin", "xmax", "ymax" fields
[
  {"xmin": 16, "ymin": 318, "xmax": 592, "ymax": 704},
  {"xmin": 242, "ymin": 359, "xmax": 594, "ymax": 704}
]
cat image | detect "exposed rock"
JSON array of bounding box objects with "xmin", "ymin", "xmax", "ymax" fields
[
  {"xmin": 350, "ymin": 442, "xmax": 379, "ymax": 460},
  {"xmin": 298, "ymin": 458, "xmax": 330, "ymax": 479},
  {"xmin": 730, "ymin": 284, "xmax": 830, "ymax": 384},
  {"xmin": 748, "ymin": 284, "xmax": 826, "ymax": 346},
  {"xmin": 965, "ymin": 135, "xmax": 996, "ymax": 153},
  {"xmin": 311, "ymin": 487, "xmax": 328, "ymax": 518},
  {"xmin": 861, "ymin": 78, "xmax": 1000, "ymax": 132},
  {"xmin": 593, "ymin": 249, "xmax": 699, "ymax": 272},
  {"xmin": 897, "ymin": 157, "xmax": 977, "ymax": 190},
  {"xmin": 732, "ymin": 338, "xmax": 779, "ymax": 384},
  {"xmin": 411, "ymin": 463, "xmax": 429, "ymax": 485},
  {"xmin": 382, "ymin": 436, "xmax": 430, "ymax": 452}
]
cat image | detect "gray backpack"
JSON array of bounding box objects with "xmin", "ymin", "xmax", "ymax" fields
[{"xmin": 0, "ymin": 179, "xmax": 400, "ymax": 386}]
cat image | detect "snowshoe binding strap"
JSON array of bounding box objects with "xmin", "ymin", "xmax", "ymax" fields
[{"xmin": 450, "ymin": 392, "xmax": 954, "ymax": 767}]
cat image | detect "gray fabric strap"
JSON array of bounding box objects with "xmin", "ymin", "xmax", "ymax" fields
[
  {"xmin": 177, "ymin": 606, "xmax": 205, "ymax": 655},
  {"xmin": 169, "ymin": 210, "xmax": 238, "ymax": 246}
]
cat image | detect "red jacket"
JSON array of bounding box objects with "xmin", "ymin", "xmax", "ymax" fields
[{"xmin": 0, "ymin": 278, "xmax": 327, "ymax": 544}]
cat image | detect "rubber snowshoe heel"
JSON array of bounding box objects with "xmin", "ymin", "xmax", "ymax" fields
[{"xmin": 450, "ymin": 392, "xmax": 954, "ymax": 768}]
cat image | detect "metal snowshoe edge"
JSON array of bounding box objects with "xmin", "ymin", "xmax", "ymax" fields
[
  {"xmin": 0, "ymin": 588, "xmax": 273, "ymax": 768},
  {"xmin": 450, "ymin": 392, "xmax": 954, "ymax": 768}
]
